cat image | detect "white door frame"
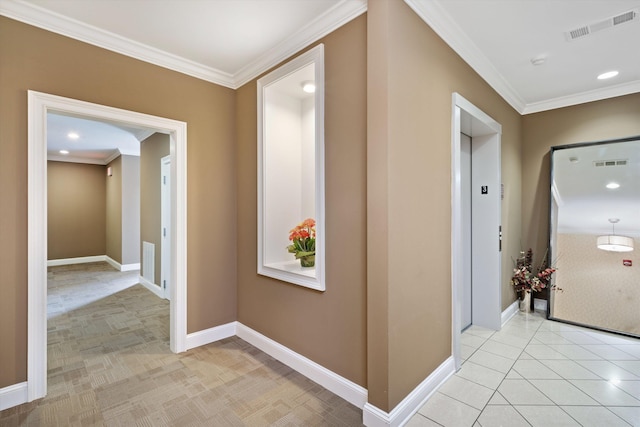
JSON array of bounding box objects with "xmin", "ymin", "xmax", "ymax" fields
[
  {"xmin": 451, "ymin": 93, "xmax": 502, "ymax": 370},
  {"xmin": 27, "ymin": 91, "xmax": 188, "ymax": 401},
  {"xmin": 161, "ymin": 155, "xmax": 171, "ymax": 300}
]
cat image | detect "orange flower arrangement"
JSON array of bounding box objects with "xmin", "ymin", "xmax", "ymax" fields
[{"xmin": 287, "ymin": 218, "xmax": 316, "ymax": 267}]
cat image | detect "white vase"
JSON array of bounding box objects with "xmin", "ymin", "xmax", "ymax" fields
[{"xmin": 519, "ymin": 291, "xmax": 533, "ymax": 313}]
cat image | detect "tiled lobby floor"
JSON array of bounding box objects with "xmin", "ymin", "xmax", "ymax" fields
[{"xmin": 407, "ymin": 311, "xmax": 640, "ymax": 426}]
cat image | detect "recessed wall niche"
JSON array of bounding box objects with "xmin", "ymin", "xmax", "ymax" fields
[{"xmin": 257, "ymin": 44, "xmax": 325, "ymax": 291}]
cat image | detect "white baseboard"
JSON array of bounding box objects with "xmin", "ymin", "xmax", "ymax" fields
[
  {"xmin": 104, "ymin": 256, "xmax": 139, "ymax": 272},
  {"xmin": 185, "ymin": 322, "xmax": 237, "ymax": 351},
  {"xmin": 236, "ymin": 323, "xmax": 368, "ymax": 410},
  {"xmin": 139, "ymin": 276, "xmax": 165, "ymax": 299},
  {"xmin": 121, "ymin": 262, "xmax": 140, "ymax": 271},
  {"xmin": 0, "ymin": 382, "xmax": 28, "ymax": 411},
  {"xmin": 47, "ymin": 256, "xmax": 140, "ymax": 272},
  {"xmin": 47, "ymin": 255, "xmax": 106, "ymax": 267},
  {"xmin": 501, "ymin": 300, "xmax": 519, "ymax": 327},
  {"xmin": 362, "ymin": 357, "xmax": 455, "ymax": 427},
  {"xmin": 534, "ymin": 298, "xmax": 547, "ymax": 312}
]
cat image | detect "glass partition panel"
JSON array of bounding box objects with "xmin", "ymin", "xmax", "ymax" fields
[{"xmin": 549, "ymin": 136, "xmax": 640, "ymax": 336}]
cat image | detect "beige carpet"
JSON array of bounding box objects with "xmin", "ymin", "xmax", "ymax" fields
[{"xmin": 1, "ymin": 262, "xmax": 363, "ymax": 426}]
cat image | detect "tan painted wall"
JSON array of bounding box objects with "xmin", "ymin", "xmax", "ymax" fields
[
  {"xmin": 554, "ymin": 234, "xmax": 640, "ymax": 335},
  {"xmin": 0, "ymin": 16, "xmax": 236, "ymax": 388},
  {"xmin": 121, "ymin": 155, "xmax": 140, "ymax": 265},
  {"xmin": 236, "ymin": 16, "xmax": 368, "ymax": 388},
  {"xmin": 105, "ymin": 156, "xmax": 123, "ymax": 263},
  {"xmin": 367, "ymin": 1, "xmax": 523, "ymax": 410},
  {"xmin": 521, "ymin": 93, "xmax": 640, "ymax": 277},
  {"xmin": 47, "ymin": 161, "xmax": 107, "ymax": 260},
  {"xmin": 140, "ymin": 133, "xmax": 170, "ymax": 286}
]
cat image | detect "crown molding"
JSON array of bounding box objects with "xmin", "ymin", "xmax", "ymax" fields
[
  {"xmin": 104, "ymin": 149, "xmax": 122, "ymax": 164},
  {"xmin": 0, "ymin": 0, "xmax": 236, "ymax": 88},
  {"xmin": 47, "ymin": 154, "xmax": 107, "ymax": 165},
  {"xmin": 233, "ymin": 0, "xmax": 367, "ymax": 88},
  {"xmin": 404, "ymin": 0, "xmax": 527, "ymax": 114},
  {"xmin": 46, "ymin": 147, "xmax": 142, "ymax": 165},
  {"xmin": 404, "ymin": 0, "xmax": 640, "ymax": 115},
  {"xmin": 0, "ymin": 0, "xmax": 366, "ymax": 90},
  {"xmin": 522, "ymin": 80, "xmax": 640, "ymax": 115}
]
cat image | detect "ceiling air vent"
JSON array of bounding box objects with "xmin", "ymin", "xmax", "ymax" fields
[
  {"xmin": 565, "ymin": 9, "xmax": 639, "ymax": 41},
  {"xmin": 594, "ymin": 159, "xmax": 628, "ymax": 167}
]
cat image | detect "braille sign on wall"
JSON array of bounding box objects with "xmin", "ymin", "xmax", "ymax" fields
[{"xmin": 481, "ymin": 186, "xmax": 488, "ymax": 195}]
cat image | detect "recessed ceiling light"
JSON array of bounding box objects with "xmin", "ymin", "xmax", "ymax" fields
[
  {"xmin": 301, "ymin": 81, "xmax": 316, "ymax": 93},
  {"xmin": 67, "ymin": 132, "xmax": 79, "ymax": 140},
  {"xmin": 606, "ymin": 182, "xmax": 620, "ymax": 189},
  {"xmin": 59, "ymin": 150, "xmax": 69, "ymax": 155},
  {"xmin": 597, "ymin": 71, "xmax": 619, "ymax": 80}
]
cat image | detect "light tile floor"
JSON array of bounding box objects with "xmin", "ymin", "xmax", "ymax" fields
[{"xmin": 407, "ymin": 311, "xmax": 640, "ymax": 426}]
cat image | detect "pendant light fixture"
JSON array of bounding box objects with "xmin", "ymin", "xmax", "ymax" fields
[{"xmin": 597, "ymin": 218, "xmax": 634, "ymax": 252}]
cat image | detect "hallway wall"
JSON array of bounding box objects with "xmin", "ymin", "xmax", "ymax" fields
[
  {"xmin": 0, "ymin": 16, "xmax": 236, "ymax": 388},
  {"xmin": 236, "ymin": 15, "xmax": 368, "ymax": 388},
  {"xmin": 47, "ymin": 161, "xmax": 107, "ymax": 260},
  {"xmin": 367, "ymin": 0, "xmax": 523, "ymax": 411}
]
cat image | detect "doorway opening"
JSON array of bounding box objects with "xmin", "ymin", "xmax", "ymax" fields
[
  {"xmin": 27, "ymin": 91, "xmax": 188, "ymax": 401},
  {"xmin": 451, "ymin": 93, "xmax": 502, "ymax": 370}
]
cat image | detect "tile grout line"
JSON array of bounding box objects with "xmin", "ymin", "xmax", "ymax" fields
[
  {"xmin": 507, "ymin": 319, "xmax": 637, "ymax": 426},
  {"xmin": 472, "ymin": 312, "xmax": 547, "ymax": 427}
]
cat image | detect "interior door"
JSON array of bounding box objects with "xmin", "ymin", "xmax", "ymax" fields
[
  {"xmin": 161, "ymin": 156, "xmax": 171, "ymax": 300},
  {"xmin": 471, "ymin": 134, "xmax": 501, "ymax": 330}
]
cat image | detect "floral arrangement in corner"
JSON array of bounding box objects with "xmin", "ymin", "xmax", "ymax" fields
[
  {"xmin": 287, "ymin": 218, "xmax": 316, "ymax": 267},
  {"xmin": 510, "ymin": 248, "xmax": 556, "ymax": 296}
]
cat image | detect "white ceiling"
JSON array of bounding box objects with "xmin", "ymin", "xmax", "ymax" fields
[
  {"xmin": 405, "ymin": 0, "xmax": 640, "ymax": 114},
  {"xmin": 47, "ymin": 112, "xmax": 155, "ymax": 165}
]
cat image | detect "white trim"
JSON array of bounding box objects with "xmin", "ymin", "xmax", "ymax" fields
[
  {"xmin": 104, "ymin": 149, "xmax": 122, "ymax": 165},
  {"xmin": 103, "ymin": 256, "xmax": 139, "ymax": 272},
  {"xmin": 47, "ymin": 255, "xmax": 106, "ymax": 267},
  {"xmin": 362, "ymin": 357, "xmax": 455, "ymax": 427},
  {"xmin": 257, "ymin": 44, "xmax": 326, "ymax": 292},
  {"xmin": 27, "ymin": 90, "xmax": 188, "ymax": 403},
  {"xmin": 451, "ymin": 93, "xmax": 502, "ymax": 372},
  {"xmin": 501, "ymin": 300, "xmax": 519, "ymax": 327},
  {"xmin": 404, "ymin": 0, "xmax": 525, "ymax": 114},
  {"xmin": 185, "ymin": 322, "xmax": 237, "ymax": 351},
  {"xmin": 27, "ymin": 89, "xmax": 48, "ymax": 402},
  {"xmin": 121, "ymin": 262, "xmax": 140, "ymax": 272},
  {"xmin": 403, "ymin": 0, "xmax": 640, "ymax": 114},
  {"xmin": 236, "ymin": 323, "xmax": 367, "ymax": 409},
  {"xmin": 47, "ymin": 154, "xmax": 109, "ymax": 165},
  {"xmin": 47, "ymin": 256, "xmax": 140, "ymax": 272},
  {"xmin": 104, "ymin": 256, "xmax": 120, "ymax": 271},
  {"xmin": 139, "ymin": 276, "xmax": 165, "ymax": 299},
  {"xmin": 160, "ymin": 155, "xmax": 171, "ymax": 301},
  {"xmin": 0, "ymin": 0, "xmax": 366, "ymax": 90},
  {"xmin": 0, "ymin": 382, "xmax": 28, "ymax": 411},
  {"xmin": 0, "ymin": 0, "xmax": 234, "ymax": 88},
  {"xmin": 534, "ymin": 297, "xmax": 548, "ymax": 312},
  {"xmin": 453, "ymin": 94, "xmax": 502, "ymax": 134},
  {"xmin": 522, "ymin": 80, "xmax": 640, "ymax": 115},
  {"xmin": 234, "ymin": 0, "xmax": 366, "ymax": 87}
]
